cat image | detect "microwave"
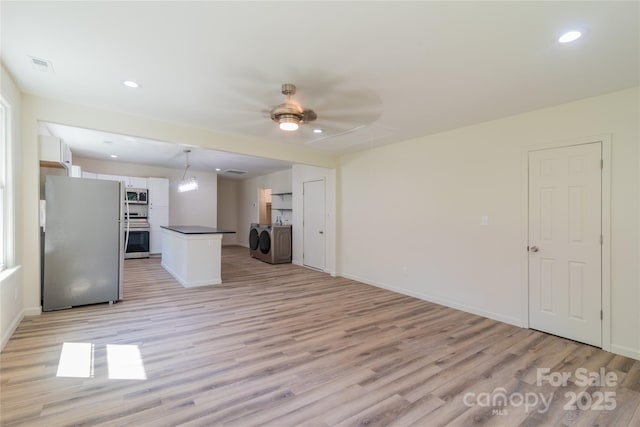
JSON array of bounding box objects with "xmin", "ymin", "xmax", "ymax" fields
[{"xmin": 126, "ymin": 188, "xmax": 148, "ymax": 205}]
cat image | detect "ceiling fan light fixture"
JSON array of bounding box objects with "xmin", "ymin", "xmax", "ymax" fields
[
  {"xmin": 278, "ymin": 114, "xmax": 300, "ymax": 131},
  {"xmin": 270, "ymin": 83, "xmax": 317, "ymax": 132}
]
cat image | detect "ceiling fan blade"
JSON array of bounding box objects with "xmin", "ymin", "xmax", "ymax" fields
[
  {"xmin": 305, "ymin": 122, "xmax": 395, "ymax": 151},
  {"xmin": 302, "ymin": 109, "xmax": 317, "ymax": 122}
]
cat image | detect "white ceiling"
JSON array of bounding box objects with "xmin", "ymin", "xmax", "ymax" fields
[
  {"xmin": 2, "ymin": 1, "xmax": 638, "ymax": 171},
  {"xmin": 39, "ymin": 121, "xmax": 293, "ymax": 179}
]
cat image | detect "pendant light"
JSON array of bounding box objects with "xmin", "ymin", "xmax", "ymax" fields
[{"xmin": 178, "ymin": 149, "xmax": 198, "ymax": 192}]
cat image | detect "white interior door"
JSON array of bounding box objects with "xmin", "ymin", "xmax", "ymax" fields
[
  {"xmin": 303, "ymin": 179, "xmax": 325, "ymax": 270},
  {"xmin": 529, "ymin": 142, "xmax": 602, "ymax": 347}
]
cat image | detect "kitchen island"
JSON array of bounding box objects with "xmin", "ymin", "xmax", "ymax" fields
[{"xmin": 160, "ymin": 226, "xmax": 236, "ymax": 287}]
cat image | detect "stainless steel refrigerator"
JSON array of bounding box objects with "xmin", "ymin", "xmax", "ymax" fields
[{"xmin": 42, "ymin": 175, "xmax": 124, "ymax": 311}]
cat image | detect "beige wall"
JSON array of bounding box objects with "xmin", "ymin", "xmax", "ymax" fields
[
  {"xmin": 18, "ymin": 94, "xmax": 338, "ymax": 315},
  {"xmin": 217, "ymin": 178, "xmax": 238, "ymax": 245},
  {"xmin": 338, "ymin": 86, "xmax": 640, "ymax": 359},
  {"xmin": 75, "ymin": 157, "xmax": 218, "ymax": 227},
  {"xmin": 235, "ymin": 169, "xmax": 293, "ymax": 246},
  {"xmin": 6, "ymin": 73, "xmax": 639, "ymax": 361},
  {"xmin": 234, "ymin": 166, "xmax": 337, "ymax": 274},
  {"xmin": 291, "ymin": 165, "xmax": 337, "ymax": 275},
  {"xmin": 1, "ymin": 65, "xmax": 24, "ymax": 350}
]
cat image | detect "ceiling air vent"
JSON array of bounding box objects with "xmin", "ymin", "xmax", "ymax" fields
[
  {"xmin": 30, "ymin": 56, "xmax": 54, "ymax": 73},
  {"xmin": 223, "ymin": 169, "xmax": 247, "ymax": 175}
]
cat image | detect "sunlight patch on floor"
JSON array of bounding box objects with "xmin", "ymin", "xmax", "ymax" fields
[
  {"xmin": 56, "ymin": 342, "xmax": 94, "ymax": 378},
  {"xmin": 56, "ymin": 342, "xmax": 147, "ymax": 380},
  {"xmin": 106, "ymin": 344, "xmax": 147, "ymax": 380}
]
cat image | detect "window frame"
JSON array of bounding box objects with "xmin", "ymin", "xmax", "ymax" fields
[{"xmin": 0, "ymin": 98, "xmax": 8, "ymax": 271}]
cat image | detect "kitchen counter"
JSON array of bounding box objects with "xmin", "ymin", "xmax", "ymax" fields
[
  {"xmin": 161, "ymin": 225, "xmax": 236, "ymax": 235},
  {"xmin": 160, "ymin": 226, "xmax": 236, "ymax": 287}
]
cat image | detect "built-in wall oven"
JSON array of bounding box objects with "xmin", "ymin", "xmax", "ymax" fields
[{"xmin": 124, "ymin": 213, "xmax": 150, "ymax": 259}]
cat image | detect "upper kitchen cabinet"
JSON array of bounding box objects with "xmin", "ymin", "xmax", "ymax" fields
[
  {"xmin": 125, "ymin": 176, "xmax": 148, "ymax": 189},
  {"xmin": 148, "ymin": 177, "xmax": 169, "ymax": 207},
  {"xmin": 39, "ymin": 135, "xmax": 72, "ymax": 170},
  {"xmin": 95, "ymin": 174, "xmax": 148, "ymax": 189},
  {"xmin": 97, "ymin": 174, "xmax": 123, "ymax": 182}
]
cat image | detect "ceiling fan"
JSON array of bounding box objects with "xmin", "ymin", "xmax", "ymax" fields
[{"xmin": 270, "ymin": 83, "xmax": 317, "ymax": 131}]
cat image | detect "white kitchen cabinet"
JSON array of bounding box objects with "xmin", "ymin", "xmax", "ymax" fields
[
  {"xmin": 97, "ymin": 174, "xmax": 124, "ymax": 182},
  {"xmin": 93, "ymin": 174, "xmax": 147, "ymax": 188},
  {"xmin": 39, "ymin": 135, "xmax": 72, "ymax": 170},
  {"xmin": 148, "ymin": 177, "xmax": 170, "ymax": 254},
  {"xmin": 126, "ymin": 176, "xmax": 148, "ymax": 189},
  {"xmin": 148, "ymin": 177, "xmax": 169, "ymax": 207},
  {"xmin": 149, "ymin": 206, "xmax": 169, "ymax": 253},
  {"xmin": 70, "ymin": 165, "xmax": 82, "ymax": 178}
]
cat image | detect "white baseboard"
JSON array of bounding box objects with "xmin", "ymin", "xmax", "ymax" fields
[
  {"xmin": 610, "ymin": 344, "xmax": 640, "ymax": 361},
  {"xmin": 24, "ymin": 307, "xmax": 42, "ymax": 316},
  {"xmin": 161, "ymin": 261, "xmax": 221, "ymax": 288},
  {"xmin": 340, "ymin": 272, "xmax": 526, "ymax": 328},
  {"xmin": 1, "ymin": 309, "xmax": 24, "ymax": 352}
]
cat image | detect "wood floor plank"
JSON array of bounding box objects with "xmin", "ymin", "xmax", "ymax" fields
[{"xmin": 1, "ymin": 245, "xmax": 638, "ymax": 426}]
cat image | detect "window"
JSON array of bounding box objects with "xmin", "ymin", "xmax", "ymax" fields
[{"xmin": 0, "ymin": 100, "xmax": 6, "ymax": 271}]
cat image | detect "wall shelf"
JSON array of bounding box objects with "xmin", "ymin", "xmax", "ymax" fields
[{"xmin": 271, "ymin": 192, "xmax": 292, "ymax": 210}]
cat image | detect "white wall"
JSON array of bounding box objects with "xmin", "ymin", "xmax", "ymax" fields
[
  {"xmin": 18, "ymin": 95, "xmax": 338, "ymax": 315},
  {"xmin": 338, "ymin": 87, "xmax": 640, "ymax": 359},
  {"xmin": 235, "ymin": 165, "xmax": 338, "ymax": 274},
  {"xmin": 235, "ymin": 169, "xmax": 293, "ymax": 247},
  {"xmin": 75, "ymin": 157, "xmax": 218, "ymax": 227},
  {"xmin": 236, "ymin": 177, "xmax": 260, "ymax": 247},
  {"xmin": 9, "ymin": 82, "xmax": 638, "ymax": 361},
  {"xmin": 217, "ymin": 178, "xmax": 238, "ymax": 245},
  {"xmin": 1, "ymin": 65, "xmax": 24, "ymax": 351},
  {"xmin": 292, "ymin": 165, "xmax": 337, "ymax": 275}
]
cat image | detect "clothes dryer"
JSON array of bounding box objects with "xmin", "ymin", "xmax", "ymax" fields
[{"xmin": 257, "ymin": 225, "xmax": 292, "ymax": 264}]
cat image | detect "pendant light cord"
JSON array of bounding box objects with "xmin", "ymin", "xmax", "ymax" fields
[{"xmin": 182, "ymin": 150, "xmax": 191, "ymax": 180}]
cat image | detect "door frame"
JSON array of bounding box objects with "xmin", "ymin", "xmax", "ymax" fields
[
  {"xmin": 302, "ymin": 178, "xmax": 326, "ymax": 271},
  {"xmin": 520, "ymin": 135, "xmax": 611, "ymax": 351}
]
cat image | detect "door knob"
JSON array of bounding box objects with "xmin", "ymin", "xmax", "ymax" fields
[
  {"xmin": 529, "ymin": 246, "xmax": 539, "ymax": 252},
  {"xmin": 319, "ymin": 231, "xmax": 324, "ymax": 234}
]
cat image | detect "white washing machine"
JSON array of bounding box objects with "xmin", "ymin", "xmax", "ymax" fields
[{"xmin": 256, "ymin": 225, "xmax": 292, "ymax": 264}]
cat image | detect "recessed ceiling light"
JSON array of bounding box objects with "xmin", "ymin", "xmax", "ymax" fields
[
  {"xmin": 122, "ymin": 80, "xmax": 140, "ymax": 88},
  {"xmin": 110, "ymin": 154, "xmax": 118, "ymax": 158},
  {"xmin": 313, "ymin": 129, "xmax": 323, "ymax": 134},
  {"xmin": 558, "ymin": 31, "xmax": 582, "ymax": 43},
  {"xmin": 215, "ymin": 168, "xmax": 221, "ymax": 172}
]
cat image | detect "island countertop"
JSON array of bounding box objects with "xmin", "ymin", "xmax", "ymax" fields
[{"xmin": 161, "ymin": 225, "xmax": 236, "ymax": 235}]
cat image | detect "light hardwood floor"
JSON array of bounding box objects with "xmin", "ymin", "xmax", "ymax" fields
[{"xmin": 1, "ymin": 246, "xmax": 639, "ymax": 426}]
